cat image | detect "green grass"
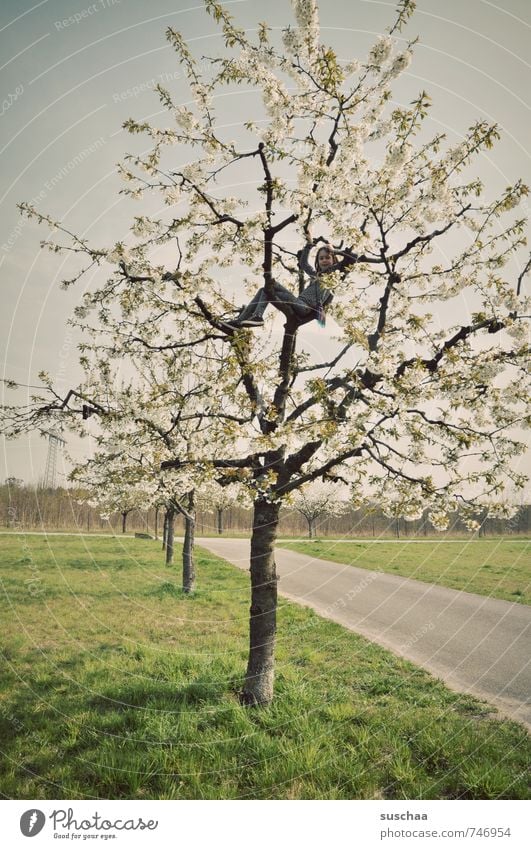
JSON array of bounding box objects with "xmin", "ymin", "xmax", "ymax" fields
[
  {"xmin": 278, "ymin": 539, "xmax": 531, "ymax": 605},
  {"xmin": 0, "ymin": 534, "xmax": 529, "ymax": 800}
]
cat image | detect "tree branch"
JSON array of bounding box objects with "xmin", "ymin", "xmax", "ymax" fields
[
  {"xmin": 396, "ymin": 314, "xmax": 515, "ymax": 378},
  {"xmin": 516, "ymin": 254, "xmax": 531, "ymax": 297},
  {"xmin": 297, "ymin": 343, "xmax": 353, "ymax": 374},
  {"xmin": 389, "ymin": 204, "xmax": 472, "ymax": 262},
  {"xmin": 278, "ymin": 445, "xmax": 365, "ymax": 496}
]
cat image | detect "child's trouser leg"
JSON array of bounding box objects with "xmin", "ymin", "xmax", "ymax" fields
[
  {"xmin": 271, "ymin": 282, "xmax": 313, "ymax": 320},
  {"xmin": 237, "ymin": 288, "xmax": 269, "ymax": 321}
]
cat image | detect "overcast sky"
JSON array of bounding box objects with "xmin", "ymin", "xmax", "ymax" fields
[{"xmin": 1, "ymin": 0, "xmax": 529, "ymax": 486}]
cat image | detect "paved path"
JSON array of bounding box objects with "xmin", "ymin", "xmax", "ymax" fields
[{"xmin": 197, "ymin": 538, "xmax": 531, "ymax": 729}]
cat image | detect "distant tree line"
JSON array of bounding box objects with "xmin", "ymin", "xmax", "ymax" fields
[{"xmin": 2, "ymin": 480, "xmax": 529, "ymax": 538}]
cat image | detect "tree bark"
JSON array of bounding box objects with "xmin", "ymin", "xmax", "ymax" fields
[
  {"xmin": 154, "ymin": 506, "xmax": 159, "ymax": 541},
  {"xmin": 165, "ymin": 508, "xmax": 175, "ymax": 565},
  {"xmin": 217, "ymin": 507, "xmax": 223, "ymax": 535},
  {"xmin": 182, "ymin": 492, "xmax": 196, "ymax": 593},
  {"xmin": 121, "ymin": 510, "xmax": 128, "ymax": 534},
  {"xmin": 162, "ymin": 510, "xmax": 168, "ymax": 550},
  {"xmin": 241, "ymin": 497, "xmax": 280, "ymax": 706}
]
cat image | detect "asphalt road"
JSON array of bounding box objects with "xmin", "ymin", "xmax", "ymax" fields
[{"xmin": 197, "ymin": 537, "xmax": 531, "ymax": 729}]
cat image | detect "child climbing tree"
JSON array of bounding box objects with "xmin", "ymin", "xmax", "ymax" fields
[{"xmin": 3, "ymin": 0, "xmax": 529, "ymax": 705}]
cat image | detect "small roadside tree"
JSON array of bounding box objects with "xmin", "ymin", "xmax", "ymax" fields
[
  {"xmin": 71, "ymin": 443, "xmax": 202, "ymax": 591},
  {"xmin": 198, "ymin": 481, "xmax": 250, "ymax": 535},
  {"xmin": 64, "ymin": 370, "xmax": 219, "ymax": 594},
  {"xmin": 291, "ymin": 481, "xmax": 348, "ymax": 538},
  {"xmin": 72, "ymin": 457, "xmax": 148, "ymax": 534},
  {"xmin": 3, "ymin": 0, "xmax": 529, "ymax": 705}
]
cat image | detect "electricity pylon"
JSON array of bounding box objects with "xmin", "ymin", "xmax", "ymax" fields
[{"xmin": 43, "ymin": 431, "xmax": 66, "ymax": 488}]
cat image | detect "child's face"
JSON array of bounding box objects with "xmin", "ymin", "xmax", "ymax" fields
[{"xmin": 317, "ymin": 247, "xmax": 335, "ymax": 271}]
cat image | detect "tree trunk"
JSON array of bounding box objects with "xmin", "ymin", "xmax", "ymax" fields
[
  {"xmin": 182, "ymin": 510, "xmax": 196, "ymax": 593},
  {"xmin": 217, "ymin": 507, "xmax": 223, "ymax": 535},
  {"xmin": 478, "ymin": 508, "xmax": 488, "ymax": 538},
  {"xmin": 154, "ymin": 506, "xmax": 159, "ymax": 541},
  {"xmin": 165, "ymin": 508, "xmax": 175, "ymax": 565},
  {"xmin": 241, "ymin": 497, "xmax": 280, "ymax": 706},
  {"xmin": 307, "ymin": 517, "xmax": 314, "ymax": 539},
  {"xmin": 162, "ymin": 510, "xmax": 168, "ymax": 550},
  {"xmin": 122, "ymin": 510, "xmax": 128, "ymax": 534}
]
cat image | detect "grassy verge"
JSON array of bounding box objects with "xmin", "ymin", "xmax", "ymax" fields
[
  {"xmin": 0, "ymin": 529, "xmax": 252, "ymax": 537},
  {"xmin": 278, "ymin": 539, "xmax": 530, "ymax": 605},
  {"xmin": 0, "ymin": 534, "xmax": 529, "ymax": 800}
]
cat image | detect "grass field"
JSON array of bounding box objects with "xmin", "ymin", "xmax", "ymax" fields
[
  {"xmin": 279, "ymin": 539, "xmax": 530, "ymax": 605},
  {"xmin": 0, "ymin": 534, "xmax": 529, "ymax": 800}
]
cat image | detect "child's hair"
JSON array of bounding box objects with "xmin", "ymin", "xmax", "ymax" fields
[{"xmin": 315, "ymin": 244, "xmax": 338, "ymax": 272}]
